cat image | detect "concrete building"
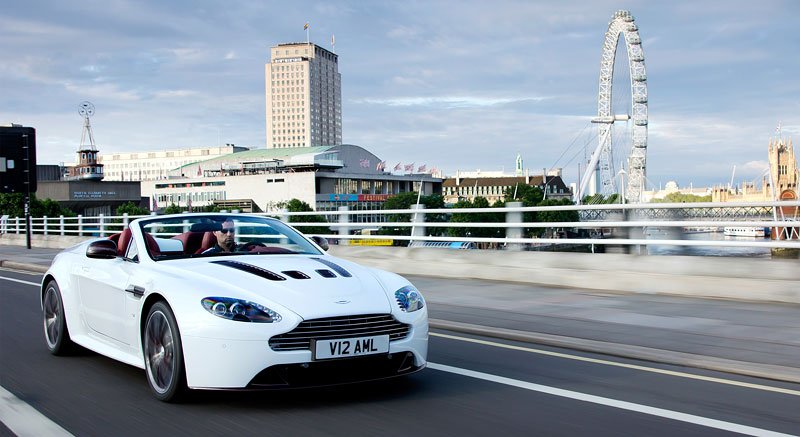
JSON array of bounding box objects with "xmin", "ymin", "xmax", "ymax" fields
[
  {"xmin": 641, "ymin": 181, "xmax": 711, "ymax": 203},
  {"xmin": 141, "ymin": 144, "xmax": 441, "ymax": 217},
  {"xmin": 266, "ymin": 42, "xmax": 342, "ymax": 149},
  {"xmin": 98, "ymin": 144, "xmax": 248, "ymax": 181},
  {"xmin": 36, "ymin": 180, "xmax": 143, "ymax": 216},
  {"xmin": 442, "ymin": 170, "xmax": 571, "ymax": 205}
]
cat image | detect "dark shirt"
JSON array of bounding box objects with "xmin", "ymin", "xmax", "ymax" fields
[{"xmin": 202, "ymin": 243, "xmax": 245, "ymax": 254}]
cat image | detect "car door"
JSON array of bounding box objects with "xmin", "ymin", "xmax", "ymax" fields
[{"xmin": 77, "ymin": 244, "xmax": 135, "ymax": 345}]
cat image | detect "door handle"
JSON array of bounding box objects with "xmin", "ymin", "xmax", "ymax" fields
[
  {"xmin": 81, "ymin": 266, "xmax": 90, "ymax": 272},
  {"xmin": 125, "ymin": 285, "xmax": 145, "ymax": 297}
]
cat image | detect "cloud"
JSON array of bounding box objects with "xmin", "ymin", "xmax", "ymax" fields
[
  {"xmin": 352, "ymin": 95, "xmax": 551, "ymax": 108},
  {"xmin": 152, "ymin": 89, "xmax": 198, "ymax": 98},
  {"xmin": 63, "ymin": 82, "xmax": 141, "ymax": 101}
]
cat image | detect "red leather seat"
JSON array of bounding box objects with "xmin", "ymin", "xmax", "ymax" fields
[
  {"xmin": 107, "ymin": 229, "xmax": 132, "ymax": 256},
  {"xmin": 171, "ymin": 231, "xmax": 206, "ymax": 255},
  {"xmin": 143, "ymin": 232, "xmax": 160, "ymax": 258},
  {"xmin": 116, "ymin": 228, "xmax": 132, "ymax": 257},
  {"xmin": 197, "ymin": 232, "xmax": 217, "ymax": 254}
]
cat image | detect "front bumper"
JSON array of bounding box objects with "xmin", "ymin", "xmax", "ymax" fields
[{"xmin": 182, "ymin": 319, "xmax": 428, "ymax": 389}]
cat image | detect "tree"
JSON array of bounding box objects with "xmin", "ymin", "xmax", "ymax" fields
[
  {"xmin": 651, "ymin": 192, "xmax": 711, "ymax": 203},
  {"xmin": 116, "ymin": 201, "xmax": 149, "ymax": 217},
  {"xmin": 380, "ymin": 192, "xmax": 446, "ymax": 244},
  {"xmin": 279, "ymin": 198, "xmax": 329, "ymax": 235},
  {"xmin": 581, "ymin": 193, "xmax": 619, "ymax": 204},
  {"xmin": 0, "ymin": 193, "xmax": 76, "ymax": 218},
  {"xmin": 163, "ymin": 203, "xmax": 183, "ymax": 214},
  {"xmin": 447, "ymin": 196, "xmax": 504, "ymax": 240}
]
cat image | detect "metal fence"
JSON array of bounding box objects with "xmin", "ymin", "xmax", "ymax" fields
[{"xmin": 2, "ymin": 200, "xmax": 799, "ymax": 250}]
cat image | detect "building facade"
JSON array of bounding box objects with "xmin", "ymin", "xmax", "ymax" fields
[
  {"xmin": 442, "ymin": 171, "xmax": 571, "ymax": 205},
  {"xmin": 712, "ymin": 136, "xmax": 798, "ymax": 202},
  {"xmin": 99, "ymin": 144, "xmax": 248, "ymax": 181},
  {"xmin": 140, "ymin": 144, "xmax": 441, "ymax": 218},
  {"xmin": 265, "ymin": 42, "xmax": 342, "ymax": 149}
]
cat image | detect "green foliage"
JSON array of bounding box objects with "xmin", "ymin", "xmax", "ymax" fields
[
  {"xmin": 0, "ymin": 193, "xmax": 76, "ymax": 218},
  {"xmin": 537, "ymin": 198, "xmax": 579, "ymax": 223},
  {"xmin": 504, "ymin": 184, "xmax": 544, "ymax": 206},
  {"xmin": 581, "ymin": 193, "xmax": 620, "ymax": 204},
  {"xmin": 447, "ymin": 196, "xmax": 505, "ymax": 239},
  {"xmin": 380, "ymin": 192, "xmax": 446, "ymax": 245},
  {"xmin": 163, "ymin": 203, "xmax": 183, "ymax": 214},
  {"xmin": 116, "ymin": 201, "xmax": 149, "ymax": 217},
  {"xmin": 651, "ymin": 192, "xmax": 712, "ymax": 203},
  {"xmin": 280, "ymin": 198, "xmax": 329, "ymax": 235},
  {"xmin": 199, "ymin": 204, "xmax": 222, "ymax": 212}
]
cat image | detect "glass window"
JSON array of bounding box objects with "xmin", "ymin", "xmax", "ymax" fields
[{"xmin": 125, "ymin": 239, "xmax": 139, "ymax": 262}]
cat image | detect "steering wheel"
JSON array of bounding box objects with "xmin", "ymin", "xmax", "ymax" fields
[{"xmin": 243, "ymin": 242, "xmax": 267, "ymax": 252}]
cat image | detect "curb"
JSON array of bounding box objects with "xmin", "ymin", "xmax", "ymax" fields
[
  {"xmin": 0, "ymin": 260, "xmax": 48, "ymax": 274},
  {"xmin": 429, "ymin": 319, "xmax": 800, "ymax": 384},
  {"xmin": 3, "ymin": 260, "xmax": 798, "ymax": 384}
]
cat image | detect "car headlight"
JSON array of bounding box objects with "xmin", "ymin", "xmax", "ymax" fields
[
  {"xmin": 394, "ymin": 285, "xmax": 425, "ymax": 312},
  {"xmin": 201, "ymin": 297, "xmax": 282, "ymax": 323}
]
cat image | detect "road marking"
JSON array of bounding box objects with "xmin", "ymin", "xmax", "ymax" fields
[
  {"xmin": 431, "ymin": 332, "xmax": 800, "ymax": 397},
  {"xmin": 0, "ymin": 267, "xmax": 41, "ymax": 276},
  {"xmin": 428, "ymin": 362, "xmax": 794, "ymax": 437},
  {"xmin": 0, "ymin": 385, "xmax": 73, "ymax": 437},
  {"xmin": 0, "ymin": 276, "xmax": 40, "ymax": 287}
]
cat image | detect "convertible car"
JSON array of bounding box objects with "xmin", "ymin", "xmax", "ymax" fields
[{"xmin": 42, "ymin": 213, "xmax": 428, "ymax": 401}]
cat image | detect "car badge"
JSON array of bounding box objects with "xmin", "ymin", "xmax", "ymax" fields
[{"xmin": 334, "ymin": 300, "xmax": 350, "ymax": 304}]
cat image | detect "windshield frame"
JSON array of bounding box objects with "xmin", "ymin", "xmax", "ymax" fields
[{"xmin": 135, "ymin": 213, "xmax": 324, "ymax": 261}]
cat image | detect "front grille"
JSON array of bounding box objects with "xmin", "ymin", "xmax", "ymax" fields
[{"xmin": 269, "ymin": 314, "xmax": 411, "ymax": 351}]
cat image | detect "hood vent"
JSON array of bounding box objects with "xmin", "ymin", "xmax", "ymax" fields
[
  {"xmin": 316, "ymin": 269, "xmax": 336, "ymax": 278},
  {"xmin": 311, "ymin": 257, "xmax": 352, "ymax": 277},
  {"xmin": 282, "ymin": 270, "xmax": 310, "ymax": 280},
  {"xmin": 211, "ymin": 260, "xmax": 286, "ymax": 281}
]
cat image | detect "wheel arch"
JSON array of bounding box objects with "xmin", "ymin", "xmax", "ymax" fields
[
  {"xmin": 139, "ymin": 292, "xmax": 169, "ymax": 346},
  {"xmin": 40, "ymin": 274, "xmax": 57, "ymax": 304}
]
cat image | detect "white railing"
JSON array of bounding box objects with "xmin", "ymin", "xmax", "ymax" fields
[{"xmin": 2, "ymin": 201, "xmax": 799, "ymax": 250}]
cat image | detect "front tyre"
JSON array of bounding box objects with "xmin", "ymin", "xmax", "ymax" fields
[
  {"xmin": 144, "ymin": 301, "xmax": 187, "ymax": 402},
  {"xmin": 43, "ymin": 280, "xmax": 74, "ymax": 355}
]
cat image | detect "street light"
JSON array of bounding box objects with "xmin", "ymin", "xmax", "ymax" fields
[{"xmin": 617, "ymin": 167, "xmax": 627, "ymax": 205}]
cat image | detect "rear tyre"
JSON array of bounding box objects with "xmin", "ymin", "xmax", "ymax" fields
[
  {"xmin": 43, "ymin": 280, "xmax": 74, "ymax": 355},
  {"xmin": 144, "ymin": 301, "xmax": 187, "ymax": 402}
]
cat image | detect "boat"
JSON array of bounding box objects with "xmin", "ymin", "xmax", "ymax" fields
[{"xmin": 723, "ymin": 227, "xmax": 766, "ymax": 237}]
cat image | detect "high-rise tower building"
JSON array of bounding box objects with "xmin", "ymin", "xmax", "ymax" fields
[{"xmin": 265, "ymin": 42, "xmax": 342, "ymax": 149}]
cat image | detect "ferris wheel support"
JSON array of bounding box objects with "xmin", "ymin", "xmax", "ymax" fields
[{"xmin": 579, "ymin": 10, "xmax": 648, "ymax": 203}]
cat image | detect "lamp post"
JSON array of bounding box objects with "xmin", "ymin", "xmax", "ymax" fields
[
  {"xmin": 617, "ymin": 168, "xmax": 627, "ymax": 205},
  {"xmin": 22, "ymin": 134, "xmax": 31, "ymax": 249}
]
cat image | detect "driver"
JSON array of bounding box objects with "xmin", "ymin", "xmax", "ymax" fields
[{"xmin": 202, "ymin": 219, "xmax": 246, "ymax": 254}]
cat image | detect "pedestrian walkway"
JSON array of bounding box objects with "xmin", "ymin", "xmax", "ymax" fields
[{"xmin": 2, "ymin": 244, "xmax": 799, "ymax": 383}]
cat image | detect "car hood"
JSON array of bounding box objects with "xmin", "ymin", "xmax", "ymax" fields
[{"xmin": 159, "ymin": 255, "xmax": 393, "ymax": 319}]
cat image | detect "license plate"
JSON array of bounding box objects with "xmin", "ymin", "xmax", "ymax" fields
[{"xmin": 313, "ymin": 335, "xmax": 390, "ymax": 360}]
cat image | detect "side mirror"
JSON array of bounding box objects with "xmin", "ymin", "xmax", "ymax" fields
[
  {"xmin": 311, "ymin": 236, "xmax": 329, "ymax": 251},
  {"xmin": 87, "ymin": 240, "xmax": 118, "ymax": 259}
]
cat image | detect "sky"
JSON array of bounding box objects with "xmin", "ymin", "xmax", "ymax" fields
[{"xmin": 2, "ymin": 0, "xmax": 799, "ymax": 190}]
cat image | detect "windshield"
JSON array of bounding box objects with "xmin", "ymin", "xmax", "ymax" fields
[{"xmin": 137, "ymin": 214, "xmax": 323, "ymax": 260}]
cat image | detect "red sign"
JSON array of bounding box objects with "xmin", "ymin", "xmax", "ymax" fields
[{"xmin": 358, "ymin": 194, "xmax": 390, "ymax": 201}]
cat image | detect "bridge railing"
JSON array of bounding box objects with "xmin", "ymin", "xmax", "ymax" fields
[{"xmin": 1, "ymin": 200, "xmax": 798, "ymax": 250}]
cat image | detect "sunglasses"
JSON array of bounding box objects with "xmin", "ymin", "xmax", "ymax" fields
[{"xmin": 219, "ymin": 228, "xmax": 235, "ymax": 234}]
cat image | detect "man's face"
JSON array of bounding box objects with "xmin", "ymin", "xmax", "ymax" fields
[{"xmin": 214, "ymin": 221, "xmax": 235, "ymax": 250}]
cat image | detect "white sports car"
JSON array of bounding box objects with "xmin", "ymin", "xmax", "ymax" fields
[{"xmin": 42, "ymin": 213, "xmax": 428, "ymax": 401}]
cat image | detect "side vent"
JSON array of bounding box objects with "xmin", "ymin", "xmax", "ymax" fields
[
  {"xmin": 316, "ymin": 269, "xmax": 336, "ymax": 278},
  {"xmin": 311, "ymin": 257, "xmax": 352, "ymax": 277},
  {"xmin": 211, "ymin": 260, "xmax": 286, "ymax": 281},
  {"xmin": 282, "ymin": 270, "xmax": 311, "ymax": 280}
]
